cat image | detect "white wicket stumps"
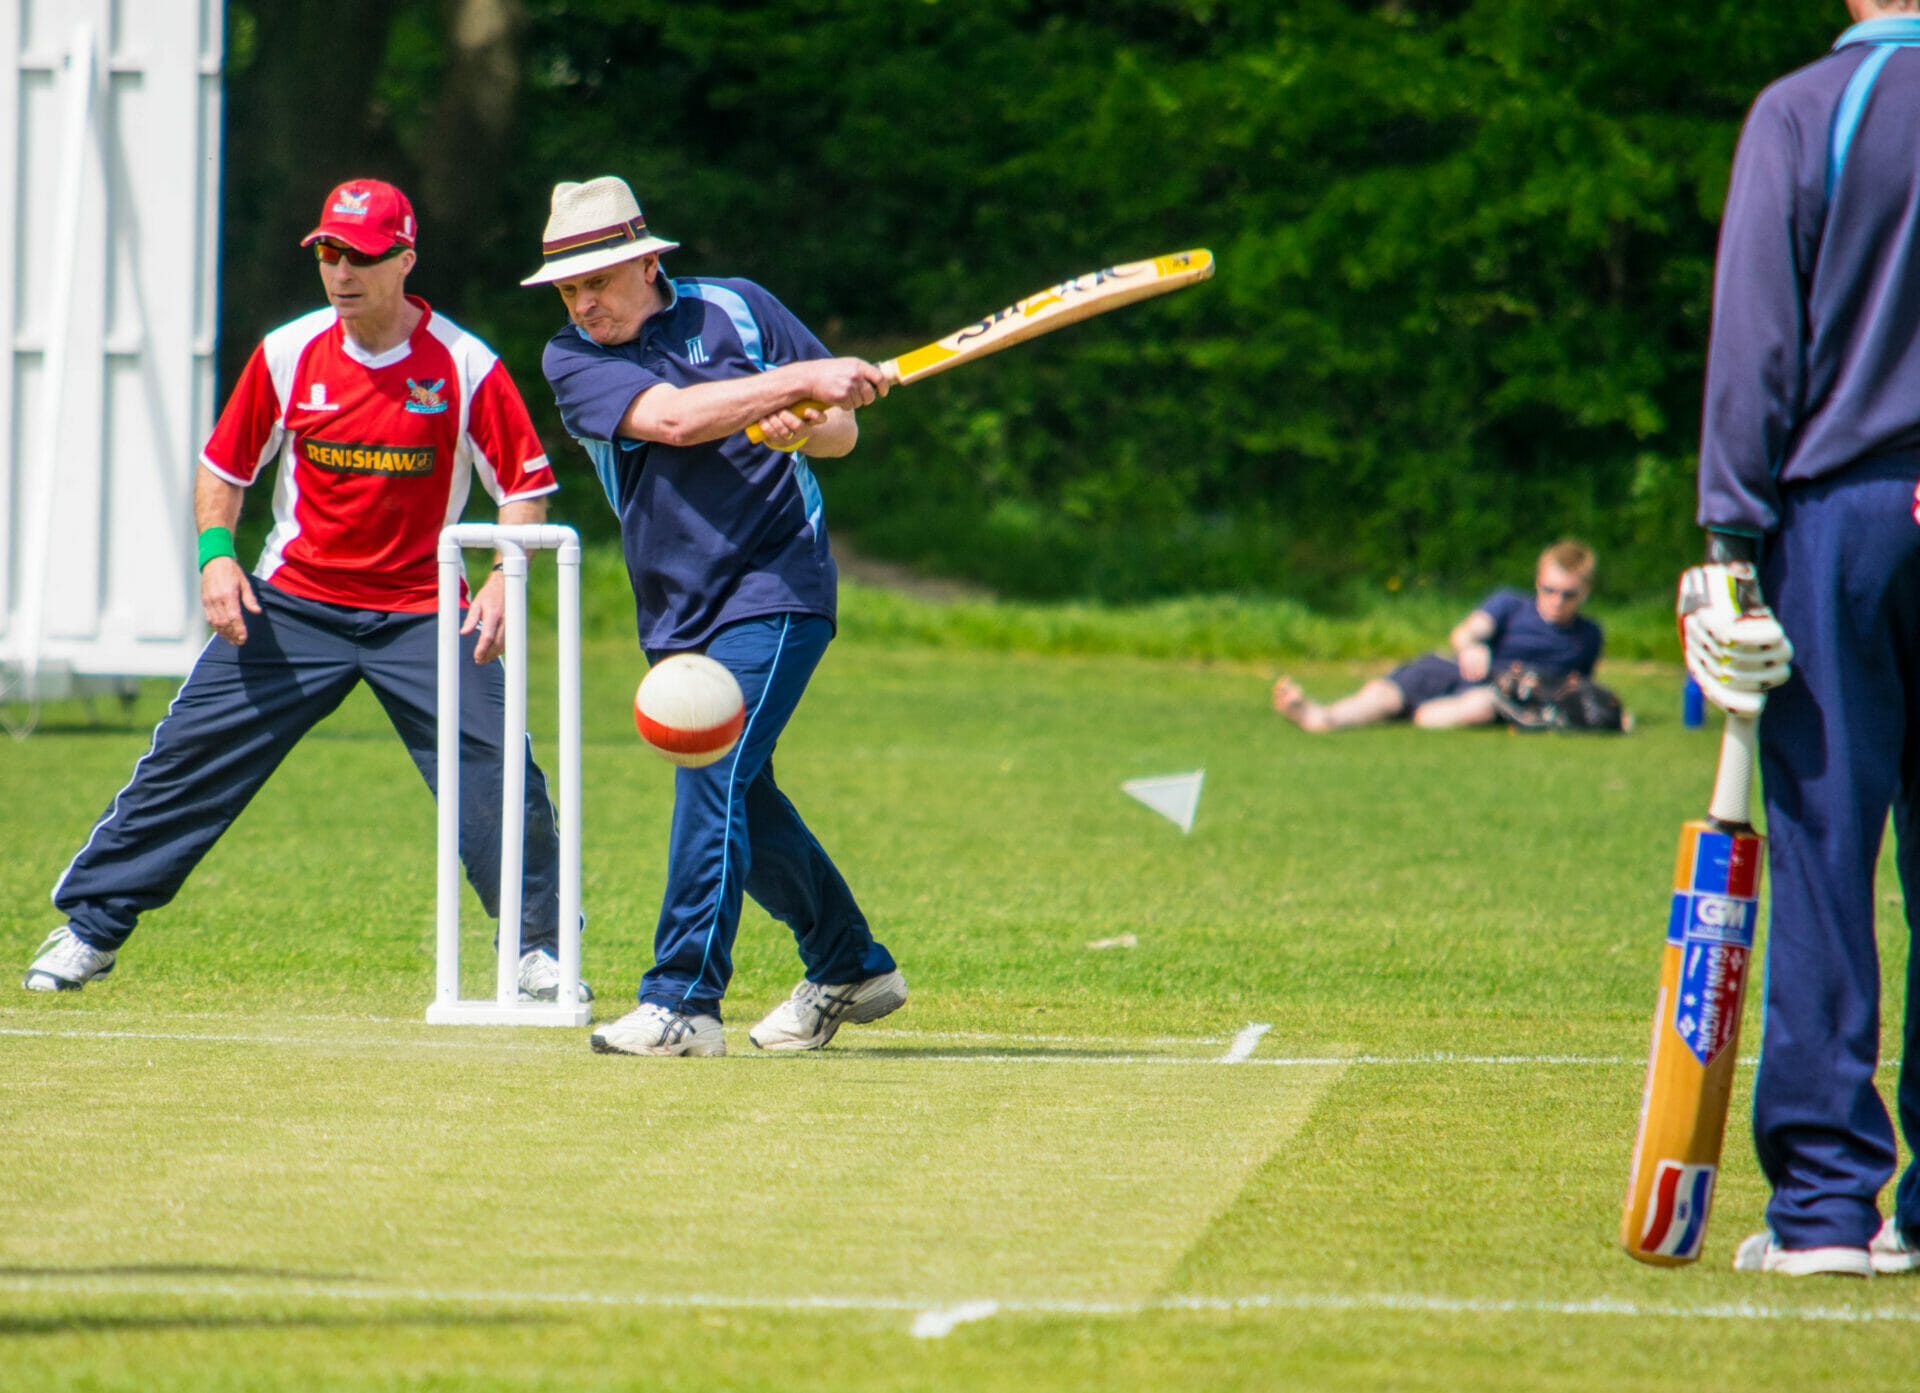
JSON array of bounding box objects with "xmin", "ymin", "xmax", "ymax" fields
[{"xmin": 427, "ymin": 524, "xmax": 589, "ymax": 1026}]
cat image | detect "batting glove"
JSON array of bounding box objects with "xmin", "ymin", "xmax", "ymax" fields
[{"xmin": 1677, "ymin": 562, "xmax": 1793, "ymax": 717}]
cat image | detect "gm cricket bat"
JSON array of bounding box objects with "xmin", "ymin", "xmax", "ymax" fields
[
  {"xmin": 746, "ymin": 249, "xmax": 1214, "ymax": 444},
  {"xmin": 1620, "ymin": 707, "xmax": 1763, "ymax": 1265}
]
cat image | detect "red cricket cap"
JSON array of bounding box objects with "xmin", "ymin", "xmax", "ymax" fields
[{"xmin": 301, "ymin": 179, "xmax": 417, "ymax": 255}]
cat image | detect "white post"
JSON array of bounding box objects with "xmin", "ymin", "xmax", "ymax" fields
[
  {"xmin": 435, "ymin": 537, "xmax": 463, "ymax": 1011},
  {"xmin": 494, "ymin": 538, "xmax": 529, "ymax": 1006},
  {"xmin": 11, "ymin": 25, "xmax": 96, "ymax": 728},
  {"xmin": 427, "ymin": 523, "xmax": 588, "ymax": 1026},
  {"xmin": 557, "ymin": 533, "xmax": 583, "ymax": 1010}
]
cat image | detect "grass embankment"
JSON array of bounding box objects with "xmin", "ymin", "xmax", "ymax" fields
[{"xmin": 560, "ymin": 544, "xmax": 1678, "ymax": 664}]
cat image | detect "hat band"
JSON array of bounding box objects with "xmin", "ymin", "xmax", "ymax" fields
[{"xmin": 542, "ymin": 217, "xmax": 651, "ymax": 257}]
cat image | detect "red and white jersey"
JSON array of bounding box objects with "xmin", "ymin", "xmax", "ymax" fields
[{"xmin": 202, "ymin": 297, "xmax": 556, "ymax": 612}]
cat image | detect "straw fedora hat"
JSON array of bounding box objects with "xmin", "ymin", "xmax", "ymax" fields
[{"xmin": 520, "ymin": 177, "xmax": 680, "ymax": 286}]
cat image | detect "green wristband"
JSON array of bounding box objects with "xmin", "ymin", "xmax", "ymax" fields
[{"xmin": 197, "ymin": 526, "xmax": 238, "ymax": 571}]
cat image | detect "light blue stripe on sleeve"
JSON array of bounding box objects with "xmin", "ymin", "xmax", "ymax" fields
[
  {"xmin": 577, "ymin": 436, "xmax": 623, "ymax": 513},
  {"xmin": 677, "ymin": 281, "xmax": 765, "ymax": 371},
  {"xmin": 792, "ymin": 457, "xmax": 824, "ymax": 535},
  {"xmin": 1830, "ymin": 44, "xmax": 1899, "ymax": 199}
]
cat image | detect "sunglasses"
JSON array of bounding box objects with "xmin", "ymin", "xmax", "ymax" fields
[{"xmin": 313, "ymin": 240, "xmax": 407, "ymax": 268}]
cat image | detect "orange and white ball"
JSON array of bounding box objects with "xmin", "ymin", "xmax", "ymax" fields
[{"xmin": 633, "ymin": 654, "xmax": 746, "ymax": 767}]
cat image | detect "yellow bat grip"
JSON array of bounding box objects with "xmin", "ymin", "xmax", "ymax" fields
[{"xmin": 744, "ymin": 400, "xmax": 829, "ymax": 449}]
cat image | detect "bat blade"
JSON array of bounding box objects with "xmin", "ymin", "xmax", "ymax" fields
[
  {"xmin": 883, "ymin": 248, "xmax": 1214, "ymax": 386},
  {"xmin": 1620, "ymin": 718, "xmax": 1763, "ymax": 1266},
  {"xmin": 745, "ymin": 249, "xmax": 1213, "ymax": 444}
]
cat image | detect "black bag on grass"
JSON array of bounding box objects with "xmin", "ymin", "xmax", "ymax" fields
[{"xmin": 1490, "ymin": 663, "xmax": 1629, "ymax": 733}]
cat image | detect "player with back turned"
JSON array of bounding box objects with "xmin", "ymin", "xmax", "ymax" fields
[
  {"xmin": 523, "ymin": 176, "xmax": 906, "ymax": 1057},
  {"xmin": 1681, "ymin": 1, "xmax": 1920, "ymax": 1277}
]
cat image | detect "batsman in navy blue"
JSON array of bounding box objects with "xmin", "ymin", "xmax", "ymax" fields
[
  {"xmin": 524, "ymin": 175, "xmax": 906, "ymax": 1056},
  {"xmin": 1691, "ymin": 4, "xmax": 1920, "ymax": 1274}
]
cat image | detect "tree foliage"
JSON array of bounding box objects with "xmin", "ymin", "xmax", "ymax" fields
[{"xmin": 223, "ymin": 0, "xmax": 1840, "ymax": 600}]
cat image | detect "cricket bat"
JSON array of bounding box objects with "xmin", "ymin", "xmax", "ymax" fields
[
  {"xmin": 746, "ymin": 249, "xmax": 1214, "ymax": 444},
  {"xmin": 1620, "ymin": 703, "xmax": 1763, "ymax": 1266}
]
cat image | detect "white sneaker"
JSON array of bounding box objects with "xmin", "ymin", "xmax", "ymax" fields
[
  {"xmin": 1871, "ymin": 1217, "xmax": 1920, "ymax": 1275},
  {"xmin": 590, "ymin": 1003, "xmax": 725, "ymax": 1057},
  {"xmin": 516, "ymin": 948, "xmax": 593, "ymax": 1003},
  {"xmin": 22, "ymin": 925, "xmax": 117, "ymax": 992},
  {"xmin": 1732, "ymin": 1232, "xmax": 1873, "ymax": 1277},
  {"xmin": 749, "ymin": 968, "xmax": 907, "ymax": 1051}
]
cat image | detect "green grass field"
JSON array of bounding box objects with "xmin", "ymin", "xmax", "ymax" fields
[{"xmin": 2, "ymin": 600, "xmax": 1914, "ymax": 1391}]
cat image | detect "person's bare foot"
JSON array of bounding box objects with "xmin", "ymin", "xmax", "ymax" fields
[{"xmin": 1272, "ymin": 677, "xmax": 1331, "ymax": 732}]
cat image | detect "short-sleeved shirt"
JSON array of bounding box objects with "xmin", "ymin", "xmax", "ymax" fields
[
  {"xmin": 541, "ymin": 277, "xmax": 837, "ymax": 652},
  {"xmin": 202, "ymin": 296, "xmax": 555, "ymax": 612},
  {"xmin": 1479, "ymin": 588, "xmax": 1603, "ymax": 676}
]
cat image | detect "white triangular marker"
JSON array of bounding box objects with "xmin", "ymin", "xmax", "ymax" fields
[{"xmin": 1122, "ymin": 769, "xmax": 1204, "ymax": 834}]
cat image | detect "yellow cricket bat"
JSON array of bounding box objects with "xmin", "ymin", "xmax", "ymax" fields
[
  {"xmin": 746, "ymin": 249, "xmax": 1215, "ymax": 445},
  {"xmin": 1620, "ymin": 708, "xmax": 1763, "ymax": 1265}
]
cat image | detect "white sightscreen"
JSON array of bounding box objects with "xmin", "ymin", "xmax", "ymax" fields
[{"xmin": 0, "ymin": 0, "xmax": 223, "ymax": 707}]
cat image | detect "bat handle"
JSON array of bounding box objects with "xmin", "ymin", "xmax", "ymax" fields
[
  {"xmin": 745, "ymin": 400, "xmax": 829, "ymax": 447},
  {"xmin": 1707, "ymin": 712, "xmax": 1758, "ymax": 829}
]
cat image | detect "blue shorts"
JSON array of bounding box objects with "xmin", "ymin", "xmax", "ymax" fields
[{"xmin": 1385, "ymin": 653, "xmax": 1467, "ymax": 712}]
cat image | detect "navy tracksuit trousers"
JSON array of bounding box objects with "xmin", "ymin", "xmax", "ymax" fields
[
  {"xmin": 54, "ymin": 579, "xmax": 563, "ymax": 952},
  {"xmin": 639, "ymin": 614, "xmax": 893, "ymax": 1019},
  {"xmin": 1756, "ymin": 454, "xmax": 1920, "ymax": 1250}
]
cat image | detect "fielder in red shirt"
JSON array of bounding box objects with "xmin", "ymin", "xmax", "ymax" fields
[{"xmin": 24, "ymin": 180, "xmax": 586, "ymax": 1004}]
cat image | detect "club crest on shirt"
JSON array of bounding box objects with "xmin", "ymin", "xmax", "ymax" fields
[
  {"xmin": 685, "ymin": 337, "xmax": 708, "ymax": 366},
  {"xmin": 405, "ymin": 378, "xmax": 449, "ymax": 414},
  {"xmin": 332, "ymin": 190, "xmax": 372, "ymax": 218},
  {"xmin": 304, "ymin": 437, "xmax": 436, "ymax": 477}
]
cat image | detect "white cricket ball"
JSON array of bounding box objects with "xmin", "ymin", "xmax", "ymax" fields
[{"xmin": 633, "ymin": 653, "xmax": 745, "ymax": 767}]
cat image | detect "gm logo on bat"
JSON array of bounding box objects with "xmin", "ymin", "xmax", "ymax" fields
[{"xmin": 1666, "ymin": 890, "xmax": 1756, "ymax": 947}]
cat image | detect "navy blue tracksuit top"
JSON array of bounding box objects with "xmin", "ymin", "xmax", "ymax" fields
[{"xmin": 1699, "ymin": 16, "xmax": 1920, "ymax": 538}]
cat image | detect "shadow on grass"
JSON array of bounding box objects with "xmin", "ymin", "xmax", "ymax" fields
[
  {"xmin": 0, "ymin": 1264, "xmax": 555, "ymax": 1337},
  {"xmin": 0, "ymin": 1264, "xmax": 358, "ymax": 1282},
  {"xmin": 0, "ymin": 1311, "xmax": 549, "ymax": 1336}
]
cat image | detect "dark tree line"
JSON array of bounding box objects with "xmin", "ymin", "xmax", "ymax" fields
[{"xmin": 222, "ymin": 0, "xmax": 1839, "ymax": 601}]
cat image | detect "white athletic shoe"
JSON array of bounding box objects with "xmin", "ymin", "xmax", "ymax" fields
[
  {"xmin": 1732, "ymin": 1232, "xmax": 1873, "ymax": 1278},
  {"xmin": 22, "ymin": 925, "xmax": 117, "ymax": 992},
  {"xmin": 1871, "ymin": 1217, "xmax": 1920, "ymax": 1275},
  {"xmin": 516, "ymin": 948, "xmax": 593, "ymax": 1003},
  {"xmin": 748, "ymin": 968, "xmax": 908, "ymax": 1051},
  {"xmin": 590, "ymin": 1003, "xmax": 725, "ymax": 1057}
]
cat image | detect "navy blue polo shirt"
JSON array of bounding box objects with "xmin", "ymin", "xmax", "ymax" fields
[
  {"xmin": 543, "ymin": 277, "xmax": 838, "ymax": 651},
  {"xmin": 1479, "ymin": 589, "xmax": 1603, "ymax": 677},
  {"xmin": 1699, "ymin": 16, "xmax": 1920, "ymax": 537}
]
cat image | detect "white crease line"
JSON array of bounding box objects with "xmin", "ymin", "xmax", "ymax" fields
[
  {"xmin": 911, "ymin": 1300, "xmax": 1001, "ymax": 1338},
  {"xmin": 862, "ymin": 1028, "xmax": 1228, "ymax": 1046},
  {"xmin": 1220, "ymin": 1023, "xmax": 1272, "ymax": 1063},
  {"xmin": 0, "ymin": 1028, "xmax": 529, "ymax": 1051},
  {"xmin": 4, "ymin": 1277, "xmax": 1917, "ymax": 1332},
  {"xmin": 0, "ymin": 1027, "xmax": 1644, "ymax": 1067},
  {"xmin": 0, "ymin": 1012, "xmax": 1230, "ymax": 1047}
]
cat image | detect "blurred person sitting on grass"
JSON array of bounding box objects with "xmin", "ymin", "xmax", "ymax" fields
[{"xmin": 1272, "ymin": 540, "xmax": 1604, "ymax": 732}]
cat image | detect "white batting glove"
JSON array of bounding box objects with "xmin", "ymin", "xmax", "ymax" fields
[{"xmin": 1677, "ymin": 562, "xmax": 1792, "ymax": 717}]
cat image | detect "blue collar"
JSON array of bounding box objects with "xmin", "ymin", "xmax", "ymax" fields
[{"xmin": 1835, "ymin": 15, "xmax": 1920, "ymax": 48}]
